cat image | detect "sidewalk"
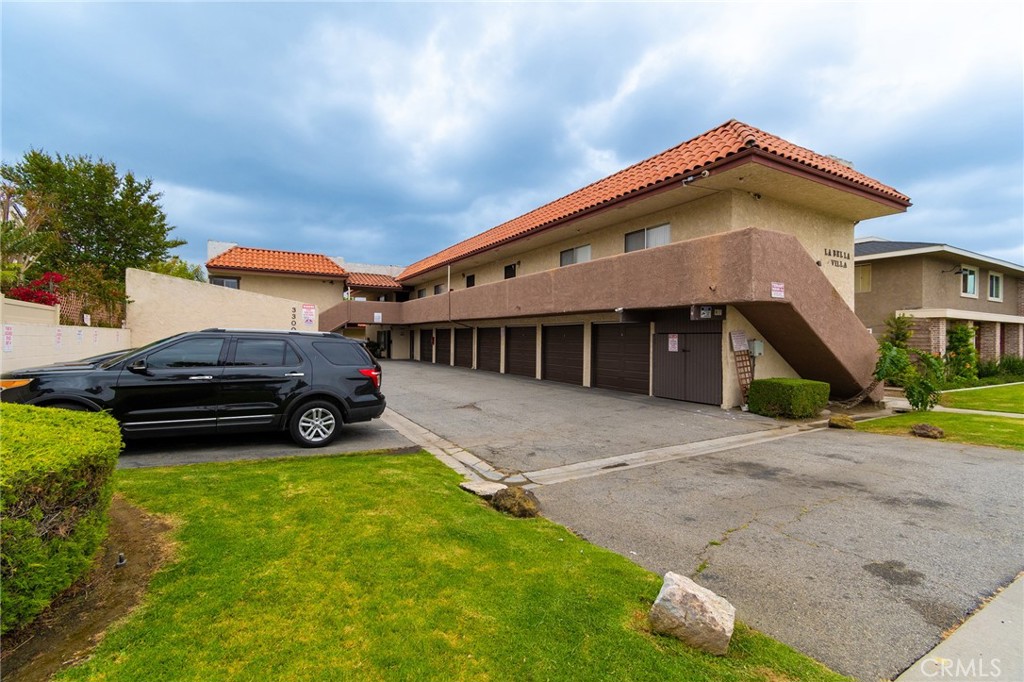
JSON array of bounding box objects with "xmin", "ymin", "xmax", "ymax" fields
[
  {"xmin": 884, "ymin": 396, "xmax": 1024, "ymax": 419},
  {"xmin": 894, "ymin": 574, "xmax": 1023, "ymax": 681}
]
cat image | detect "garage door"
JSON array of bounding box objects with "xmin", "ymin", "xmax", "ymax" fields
[
  {"xmin": 418, "ymin": 329, "xmax": 433, "ymax": 362},
  {"xmin": 652, "ymin": 331, "xmax": 722, "ymax": 405},
  {"xmin": 454, "ymin": 328, "xmax": 473, "ymax": 368},
  {"xmin": 592, "ymin": 323, "xmax": 650, "ymax": 394},
  {"xmin": 505, "ymin": 326, "xmax": 537, "ymax": 377},
  {"xmin": 435, "ymin": 328, "xmax": 451, "ymax": 365},
  {"xmin": 542, "ymin": 325, "xmax": 584, "ymax": 385},
  {"xmin": 477, "ymin": 328, "xmax": 501, "ymax": 373}
]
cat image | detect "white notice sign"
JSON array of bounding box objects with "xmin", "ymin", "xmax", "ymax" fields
[
  {"xmin": 668, "ymin": 333, "xmax": 679, "ymax": 352},
  {"xmin": 373, "ymin": 312, "xmax": 383, "ymax": 324},
  {"xmin": 302, "ymin": 304, "xmax": 316, "ymax": 326},
  {"xmin": 3, "ymin": 325, "xmax": 13, "ymax": 353},
  {"xmin": 771, "ymin": 282, "xmax": 785, "ymax": 299}
]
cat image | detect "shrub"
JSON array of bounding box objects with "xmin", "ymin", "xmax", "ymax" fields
[
  {"xmin": 905, "ymin": 353, "xmax": 943, "ymax": 411},
  {"xmin": 747, "ymin": 378, "xmax": 830, "ymax": 418},
  {"xmin": 976, "ymin": 360, "xmax": 1000, "ymax": 378},
  {"xmin": 944, "ymin": 324, "xmax": 978, "ymax": 382},
  {"xmin": 0, "ymin": 404, "xmax": 122, "ymax": 634},
  {"xmin": 882, "ymin": 313, "xmax": 914, "ymax": 350},
  {"xmin": 999, "ymin": 354, "xmax": 1024, "ymax": 376}
]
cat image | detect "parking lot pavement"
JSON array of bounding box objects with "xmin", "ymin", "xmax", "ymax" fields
[
  {"xmin": 117, "ymin": 420, "xmax": 415, "ymax": 468},
  {"xmin": 381, "ymin": 360, "xmax": 780, "ymax": 472},
  {"xmin": 382, "ymin": 360, "xmax": 1024, "ymax": 681}
]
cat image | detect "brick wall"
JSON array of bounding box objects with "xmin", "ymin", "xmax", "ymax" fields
[
  {"xmin": 976, "ymin": 322, "xmax": 1001, "ymax": 362},
  {"xmin": 908, "ymin": 317, "xmax": 946, "ymax": 357}
]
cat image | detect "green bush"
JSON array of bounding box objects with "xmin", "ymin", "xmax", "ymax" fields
[
  {"xmin": 976, "ymin": 360, "xmax": 1001, "ymax": 378},
  {"xmin": 944, "ymin": 324, "xmax": 978, "ymax": 382},
  {"xmin": 0, "ymin": 403, "xmax": 122, "ymax": 634},
  {"xmin": 747, "ymin": 378, "xmax": 830, "ymax": 418},
  {"xmin": 999, "ymin": 354, "xmax": 1024, "ymax": 376}
]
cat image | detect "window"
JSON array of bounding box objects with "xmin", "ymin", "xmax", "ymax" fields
[
  {"xmin": 313, "ymin": 341, "xmax": 373, "ymax": 366},
  {"xmin": 211, "ymin": 276, "xmax": 240, "ymax": 289},
  {"xmin": 559, "ymin": 244, "xmax": 592, "ymax": 267},
  {"xmin": 624, "ymin": 224, "xmax": 670, "ymax": 253},
  {"xmin": 147, "ymin": 338, "xmax": 224, "ymax": 369},
  {"xmin": 960, "ymin": 265, "xmax": 977, "ymax": 298},
  {"xmin": 417, "ymin": 288, "xmax": 426, "ymax": 299},
  {"xmin": 434, "ymin": 284, "xmax": 446, "ymax": 295},
  {"xmin": 854, "ymin": 264, "xmax": 872, "ymax": 293},
  {"xmin": 465, "ymin": 274, "xmax": 475, "ymax": 288},
  {"xmin": 504, "ymin": 264, "xmax": 517, "ymax": 279},
  {"xmin": 231, "ymin": 339, "xmax": 300, "ymax": 367},
  {"xmin": 988, "ymin": 272, "xmax": 1003, "ymax": 301}
]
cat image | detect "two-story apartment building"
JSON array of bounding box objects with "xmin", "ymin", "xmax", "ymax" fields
[
  {"xmin": 312, "ymin": 119, "xmax": 912, "ymax": 407},
  {"xmin": 854, "ymin": 238, "xmax": 1024, "ymax": 361}
]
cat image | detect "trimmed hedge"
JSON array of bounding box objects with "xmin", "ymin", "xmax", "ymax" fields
[
  {"xmin": 748, "ymin": 378, "xmax": 830, "ymax": 419},
  {"xmin": 0, "ymin": 403, "xmax": 122, "ymax": 634}
]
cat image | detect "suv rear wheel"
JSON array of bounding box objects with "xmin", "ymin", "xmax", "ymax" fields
[{"xmin": 289, "ymin": 400, "xmax": 342, "ymax": 447}]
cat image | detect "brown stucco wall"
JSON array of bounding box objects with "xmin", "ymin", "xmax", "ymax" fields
[
  {"xmin": 334, "ymin": 228, "xmax": 877, "ymax": 398},
  {"xmin": 855, "ymin": 257, "xmax": 925, "ymax": 337}
]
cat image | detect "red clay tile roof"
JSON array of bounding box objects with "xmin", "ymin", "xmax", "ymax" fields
[
  {"xmin": 207, "ymin": 246, "xmax": 347, "ymax": 278},
  {"xmin": 398, "ymin": 119, "xmax": 910, "ymax": 281},
  {"xmin": 346, "ymin": 272, "xmax": 403, "ymax": 290}
]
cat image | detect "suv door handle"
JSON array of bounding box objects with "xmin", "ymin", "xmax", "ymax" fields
[
  {"xmin": 284, "ymin": 372, "xmax": 305, "ymax": 377},
  {"xmin": 189, "ymin": 375, "xmax": 214, "ymax": 380}
]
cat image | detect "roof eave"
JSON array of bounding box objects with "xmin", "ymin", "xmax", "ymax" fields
[{"xmin": 855, "ymin": 245, "xmax": 1024, "ymax": 276}]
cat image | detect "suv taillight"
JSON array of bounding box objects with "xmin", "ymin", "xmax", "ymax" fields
[{"xmin": 359, "ymin": 368, "xmax": 381, "ymax": 389}]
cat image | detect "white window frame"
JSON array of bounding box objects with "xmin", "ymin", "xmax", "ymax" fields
[
  {"xmin": 987, "ymin": 272, "xmax": 1003, "ymax": 302},
  {"xmin": 960, "ymin": 264, "xmax": 977, "ymax": 298},
  {"xmin": 559, "ymin": 244, "xmax": 591, "ymax": 267},
  {"xmin": 624, "ymin": 224, "xmax": 671, "ymax": 253}
]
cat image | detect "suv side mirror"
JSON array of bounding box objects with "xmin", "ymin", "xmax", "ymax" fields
[{"xmin": 127, "ymin": 359, "xmax": 148, "ymax": 374}]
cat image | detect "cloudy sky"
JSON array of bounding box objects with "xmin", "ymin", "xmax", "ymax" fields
[{"xmin": 3, "ymin": 2, "xmax": 1022, "ymax": 269}]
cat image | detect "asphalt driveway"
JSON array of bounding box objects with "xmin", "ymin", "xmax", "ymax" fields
[{"xmin": 383, "ymin": 360, "xmax": 1024, "ymax": 682}]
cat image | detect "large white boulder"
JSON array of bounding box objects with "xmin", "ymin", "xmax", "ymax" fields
[{"xmin": 649, "ymin": 572, "xmax": 736, "ymax": 655}]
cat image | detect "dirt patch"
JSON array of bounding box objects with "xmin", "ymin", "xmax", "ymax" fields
[{"xmin": 1, "ymin": 495, "xmax": 176, "ymax": 682}]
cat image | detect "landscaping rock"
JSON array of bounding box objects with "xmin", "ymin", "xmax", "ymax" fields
[
  {"xmin": 911, "ymin": 423, "xmax": 945, "ymax": 439},
  {"xmin": 490, "ymin": 487, "xmax": 540, "ymax": 518},
  {"xmin": 459, "ymin": 481, "xmax": 507, "ymax": 499},
  {"xmin": 649, "ymin": 572, "xmax": 735, "ymax": 655},
  {"xmin": 828, "ymin": 414, "xmax": 856, "ymax": 429}
]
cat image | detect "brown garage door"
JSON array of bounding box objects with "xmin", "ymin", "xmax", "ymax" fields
[
  {"xmin": 418, "ymin": 329, "xmax": 432, "ymax": 362},
  {"xmin": 435, "ymin": 328, "xmax": 451, "ymax": 365},
  {"xmin": 652, "ymin": 331, "xmax": 722, "ymax": 405},
  {"xmin": 454, "ymin": 328, "xmax": 473, "ymax": 368},
  {"xmin": 505, "ymin": 326, "xmax": 536, "ymax": 377},
  {"xmin": 542, "ymin": 325, "xmax": 584, "ymax": 385},
  {"xmin": 477, "ymin": 328, "xmax": 501, "ymax": 372},
  {"xmin": 592, "ymin": 323, "xmax": 650, "ymax": 394}
]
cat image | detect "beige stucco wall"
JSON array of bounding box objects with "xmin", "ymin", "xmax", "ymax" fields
[
  {"xmin": 1, "ymin": 297, "xmax": 61, "ymax": 326},
  {"xmin": 412, "ymin": 190, "xmax": 857, "ymax": 308},
  {"xmin": 721, "ymin": 306, "xmax": 799, "ymax": 408},
  {"xmin": 211, "ymin": 270, "xmax": 345, "ymax": 312},
  {"xmin": 855, "ymin": 255, "xmax": 1022, "ymax": 340},
  {"xmin": 0, "ymin": 323, "xmax": 132, "ymax": 372},
  {"xmin": 126, "ymin": 269, "xmax": 319, "ymax": 345}
]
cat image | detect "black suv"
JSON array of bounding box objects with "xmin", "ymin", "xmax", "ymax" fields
[{"xmin": 0, "ymin": 329, "xmax": 385, "ymax": 447}]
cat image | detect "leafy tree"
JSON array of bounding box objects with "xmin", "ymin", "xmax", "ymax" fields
[
  {"xmin": 0, "ymin": 151, "xmax": 184, "ymax": 281},
  {"xmin": 146, "ymin": 256, "xmax": 207, "ymax": 282},
  {"xmin": 1, "ymin": 184, "xmax": 57, "ymax": 290}
]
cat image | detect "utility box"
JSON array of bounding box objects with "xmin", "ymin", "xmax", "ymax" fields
[{"xmin": 749, "ymin": 339, "xmax": 765, "ymax": 357}]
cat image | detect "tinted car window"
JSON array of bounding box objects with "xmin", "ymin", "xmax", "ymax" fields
[
  {"xmin": 313, "ymin": 341, "xmax": 371, "ymax": 366},
  {"xmin": 231, "ymin": 339, "xmax": 301, "ymax": 367},
  {"xmin": 147, "ymin": 338, "xmax": 225, "ymax": 369}
]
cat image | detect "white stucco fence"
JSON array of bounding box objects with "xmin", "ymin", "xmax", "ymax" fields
[{"xmin": 1, "ymin": 297, "xmax": 133, "ymax": 372}]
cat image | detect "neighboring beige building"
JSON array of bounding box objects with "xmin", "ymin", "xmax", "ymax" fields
[{"xmin": 854, "ymin": 238, "xmax": 1024, "ymax": 361}]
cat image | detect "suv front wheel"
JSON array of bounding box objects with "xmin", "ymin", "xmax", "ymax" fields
[{"xmin": 289, "ymin": 400, "xmax": 342, "ymax": 447}]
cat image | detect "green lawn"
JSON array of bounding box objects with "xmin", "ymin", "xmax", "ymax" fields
[
  {"xmin": 58, "ymin": 452, "xmax": 848, "ymax": 682},
  {"xmin": 857, "ymin": 412, "xmax": 1024, "ymax": 450},
  {"xmin": 939, "ymin": 383, "xmax": 1024, "ymax": 414}
]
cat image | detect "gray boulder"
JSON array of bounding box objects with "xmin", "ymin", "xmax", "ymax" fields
[
  {"xmin": 911, "ymin": 423, "xmax": 945, "ymax": 439},
  {"xmin": 649, "ymin": 572, "xmax": 735, "ymax": 655}
]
